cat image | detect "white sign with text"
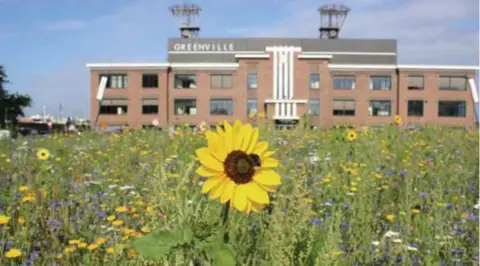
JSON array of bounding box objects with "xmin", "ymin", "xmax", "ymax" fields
[{"xmin": 173, "ymin": 42, "xmax": 234, "ymax": 52}]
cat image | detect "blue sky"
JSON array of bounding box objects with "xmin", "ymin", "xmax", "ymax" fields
[{"xmin": 0, "ymin": 0, "xmax": 478, "ymax": 118}]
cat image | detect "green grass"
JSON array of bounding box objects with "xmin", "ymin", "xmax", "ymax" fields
[{"xmin": 0, "ymin": 124, "xmax": 478, "ymax": 266}]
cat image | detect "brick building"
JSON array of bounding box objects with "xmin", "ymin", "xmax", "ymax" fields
[{"xmin": 87, "ymin": 38, "xmax": 479, "ymax": 130}]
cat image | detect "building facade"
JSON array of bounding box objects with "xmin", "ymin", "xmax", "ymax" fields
[{"xmin": 87, "ymin": 38, "xmax": 479, "ymax": 130}]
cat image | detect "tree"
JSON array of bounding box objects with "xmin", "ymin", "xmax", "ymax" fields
[{"xmin": 0, "ymin": 65, "xmax": 32, "ymax": 129}]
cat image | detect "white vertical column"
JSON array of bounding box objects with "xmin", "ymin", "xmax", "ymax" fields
[
  {"xmin": 273, "ymin": 47, "xmax": 278, "ymax": 100},
  {"xmin": 278, "ymin": 50, "xmax": 283, "ymax": 101},
  {"xmin": 286, "ymin": 103, "xmax": 292, "ymax": 117},
  {"xmin": 293, "ymin": 104, "xmax": 297, "ymax": 117},
  {"xmin": 289, "ymin": 47, "xmax": 294, "ymax": 100},
  {"xmin": 275, "ymin": 103, "xmax": 280, "ymax": 117}
]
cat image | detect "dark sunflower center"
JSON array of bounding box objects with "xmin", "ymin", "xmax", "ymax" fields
[{"xmin": 224, "ymin": 150, "xmax": 261, "ymax": 184}]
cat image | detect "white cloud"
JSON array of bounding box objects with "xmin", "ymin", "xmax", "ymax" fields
[{"xmin": 40, "ymin": 19, "xmax": 88, "ymax": 31}]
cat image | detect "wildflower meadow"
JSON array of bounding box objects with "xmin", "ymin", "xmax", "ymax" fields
[{"xmin": 0, "ymin": 120, "xmax": 478, "ymax": 266}]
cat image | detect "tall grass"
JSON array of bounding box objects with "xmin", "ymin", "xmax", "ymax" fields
[{"xmin": 0, "ymin": 124, "xmax": 478, "ymax": 265}]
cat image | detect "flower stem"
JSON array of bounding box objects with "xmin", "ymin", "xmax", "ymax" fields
[{"xmin": 222, "ymin": 201, "xmax": 230, "ymax": 243}]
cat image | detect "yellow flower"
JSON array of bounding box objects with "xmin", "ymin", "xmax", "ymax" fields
[
  {"xmin": 106, "ymin": 215, "xmax": 115, "ymax": 221},
  {"xmin": 87, "ymin": 244, "xmax": 98, "ymax": 251},
  {"xmin": 195, "ymin": 120, "xmax": 281, "ymax": 214},
  {"xmin": 347, "ymin": 130, "xmax": 357, "ymax": 142},
  {"xmin": 5, "ymin": 248, "xmax": 22, "ymax": 258},
  {"xmin": 257, "ymin": 112, "xmax": 265, "ymax": 118},
  {"xmin": 115, "ymin": 206, "xmax": 128, "ymax": 213},
  {"xmin": 412, "ymin": 209, "xmax": 421, "ymax": 215},
  {"xmin": 78, "ymin": 243, "xmax": 87, "ymax": 248},
  {"xmin": 18, "ymin": 216, "xmax": 25, "ymax": 224},
  {"xmin": 0, "ymin": 215, "xmax": 10, "ymax": 225},
  {"xmin": 127, "ymin": 249, "xmax": 136, "ymax": 258},
  {"xmin": 112, "ymin": 220, "xmax": 124, "ymax": 227},
  {"xmin": 106, "ymin": 247, "xmax": 115, "ymax": 254},
  {"xmin": 19, "ymin": 186, "xmax": 28, "ymax": 192},
  {"xmin": 140, "ymin": 226, "xmax": 149, "ymax": 233},
  {"xmin": 394, "ymin": 115, "xmax": 402, "ymax": 125},
  {"xmin": 248, "ymin": 112, "xmax": 255, "ymax": 119},
  {"xmin": 36, "ymin": 148, "xmax": 50, "ymax": 160},
  {"xmin": 96, "ymin": 238, "xmax": 107, "ymax": 245},
  {"xmin": 385, "ymin": 214, "xmax": 395, "ymax": 221}
]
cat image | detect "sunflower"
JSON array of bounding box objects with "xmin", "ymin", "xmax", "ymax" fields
[
  {"xmin": 346, "ymin": 130, "xmax": 357, "ymax": 142},
  {"xmin": 394, "ymin": 115, "xmax": 402, "ymax": 125},
  {"xmin": 195, "ymin": 120, "xmax": 281, "ymax": 214},
  {"xmin": 36, "ymin": 149, "xmax": 50, "ymax": 160}
]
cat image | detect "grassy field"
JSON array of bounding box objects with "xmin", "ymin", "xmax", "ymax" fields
[{"xmin": 0, "ymin": 123, "xmax": 478, "ymax": 266}]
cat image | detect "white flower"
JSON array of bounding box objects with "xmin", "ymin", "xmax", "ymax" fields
[
  {"xmin": 392, "ymin": 238, "xmax": 402, "ymax": 243},
  {"xmin": 187, "ymin": 200, "xmax": 193, "ymax": 205},
  {"xmin": 406, "ymin": 245, "xmax": 418, "ymax": 251},
  {"xmin": 309, "ymin": 156, "xmax": 319, "ymax": 163},
  {"xmin": 120, "ymin": 185, "xmax": 134, "ymax": 191},
  {"xmin": 474, "ymin": 202, "xmax": 479, "ymax": 209},
  {"xmin": 384, "ymin": 230, "xmax": 400, "ymax": 238},
  {"xmin": 372, "ymin": 241, "xmax": 380, "ymax": 246},
  {"xmin": 108, "ymin": 185, "xmax": 118, "ymax": 189}
]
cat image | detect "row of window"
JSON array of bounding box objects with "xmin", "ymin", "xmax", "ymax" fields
[
  {"xmin": 99, "ymin": 73, "xmax": 469, "ymax": 91},
  {"xmin": 99, "ymin": 98, "xmax": 467, "ymax": 118}
]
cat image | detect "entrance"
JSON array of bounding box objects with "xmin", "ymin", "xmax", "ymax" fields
[{"xmin": 274, "ymin": 119, "xmax": 298, "ymax": 130}]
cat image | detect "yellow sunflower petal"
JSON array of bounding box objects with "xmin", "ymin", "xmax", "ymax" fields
[
  {"xmin": 233, "ymin": 185, "xmax": 248, "ymax": 212},
  {"xmin": 254, "ymin": 141, "xmax": 269, "ymax": 156},
  {"xmin": 209, "ymin": 178, "xmax": 229, "ymax": 200},
  {"xmin": 253, "ymin": 169, "xmax": 282, "ymax": 186},
  {"xmin": 244, "ymin": 182, "xmax": 270, "ymax": 204},
  {"xmin": 237, "ymin": 124, "xmax": 253, "ymax": 151},
  {"xmin": 257, "ymin": 183, "xmax": 277, "ymax": 192},
  {"xmin": 201, "ymin": 175, "xmax": 226, "ymax": 194},
  {"xmin": 261, "ymin": 158, "xmax": 279, "ymax": 168},
  {"xmin": 223, "ymin": 121, "xmax": 233, "ymax": 153},
  {"xmin": 245, "ymin": 201, "xmax": 252, "ymax": 214},
  {"xmin": 220, "ymin": 180, "xmax": 236, "ymax": 204},
  {"xmin": 251, "ymin": 201, "xmax": 265, "ymax": 213},
  {"xmin": 232, "ymin": 120, "xmax": 244, "ymax": 149},
  {"xmin": 196, "ymin": 166, "xmax": 218, "ymax": 177},
  {"xmin": 195, "ymin": 148, "xmax": 224, "ymax": 172},
  {"xmin": 245, "ymin": 128, "xmax": 259, "ymax": 153},
  {"xmin": 261, "ymin": 150, "xmax": 276, "ymax": 160},
  {"xmin": 205, "ymin": 131, "xmax": 227, "ymax": 161}
]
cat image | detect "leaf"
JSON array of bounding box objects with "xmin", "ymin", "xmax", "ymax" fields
[
  {"xmin": 132, "ymin": 227, "xmax": 194, "ymax": 261},
  {"xmin": 259, "ymin": 260, "xmax": 273, "ymax": 266},
  {"xmin": 132, "ymin": 231, "xmax": 177, "ymax": 260},
  {"xmin": 208, "ymin": 243, "xmax": 236, "ymax": 266}
]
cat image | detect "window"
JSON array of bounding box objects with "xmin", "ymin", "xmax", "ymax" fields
[
  {"xmin": 142, "ymin": 74, "xmax": 158, "ymax": 88},
  {"xmin": 309, "ymin": 98, "xmax": 320, "ymax": 116},
  {"xmin": 174, "ymin": 74, "xmax": 197, "ymax": 89},
  {"xmin": 99, "ymin": 98, "xmax": 128, "ymax": 115},
  {"xmin": 174, "ymin": 99, "xmax": 196, "ymax": 115},
  {"xmin": 438, "ymin": 101, "xmax": 466, "ymax": 117},
  {"xmin": 333, "ymin": 100, "xmax": 355, "ymax": 116},
  {"xmin": 369, "ymin": 100, "xmax": 392, "ymax": 116},
  {"xmin": 408, "ymin": 100, "xmax": 424, "ymax": 116},
  {"xmin": 369, "ymin": 76, "xmax": 391, "ymax": 90},
  {"xmin": 210, "ymin": 99, "xmax": 233, "ymax": 115},
  {"xmin": 439, "ymin": 76, "xmax": 467, "ymax": 91},
  {"xmin": 408, "ymin": 76, "xmax": 424, "ymax": 90},
  {"xmin": 247, "ymin": 99, "xmax": 258, "ymax": 115},
  {"xmin": 211, "ymin": 74, "xmax": 233, "ymax": 89},
  {"xmin": 310, "ymin": 74, "xmax": 320, "ymax": 89},
  {"xmin": 142, "ymin": 98, "xmax": 158, "ymax": 114},
  {"xmin": 247, "ymin": 73, "xmax": 258, "ymax": 89},
  {"xmin": 333, "ymin": 75, "xmax": 355, "ymax": 90},
  {"xmin": 99, "ymin": 74, "xmax": 128, "ymax": 89}
]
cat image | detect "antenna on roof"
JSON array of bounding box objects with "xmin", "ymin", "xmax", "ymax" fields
[
  {"xmin": 169, "ymin": 2, "xmax": 202, "ymax": 39},
  {"xmin": 318, "ymin": 4, "xmax": 350, "ymax": 39}
]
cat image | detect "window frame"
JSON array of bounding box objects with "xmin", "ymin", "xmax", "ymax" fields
[
  {"xmin": 173, "ymin": 99, "xmax": 197, "ymax": 116},
  {"xmin": 142, "ymin": 74, "xmax": 159, "ymax": 88},
  {"xmin": 368, "ymin": 100, "xmax": 392, "ymax": 117},
  {"xmin": 438, "ymin": 100, "xmax": 467, "ymax": 117},
  {"xmin": 210, "ymin": 99, "xmax": 233, "ymax": 116},
  {"xmin": 309, "ymin": 73, "xmax": 320, "ymax": 89},
  {"xmin": 332, "ymin": 99, "xmax": 355, "ymax": 116},
  {"xmin": 210, "ymin": 74, "xmax": 233, "ymax": 89},
  {"xmin": 247, "ymin": 73, "xmax": 258, "ymax": 89},
  {"xmin": 173, "ymin": 74, "xmax": 197, "ymax": 89},
  {"xmin": 407, "ymin": 100, "xmax": 424, "ymax": 117}
]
